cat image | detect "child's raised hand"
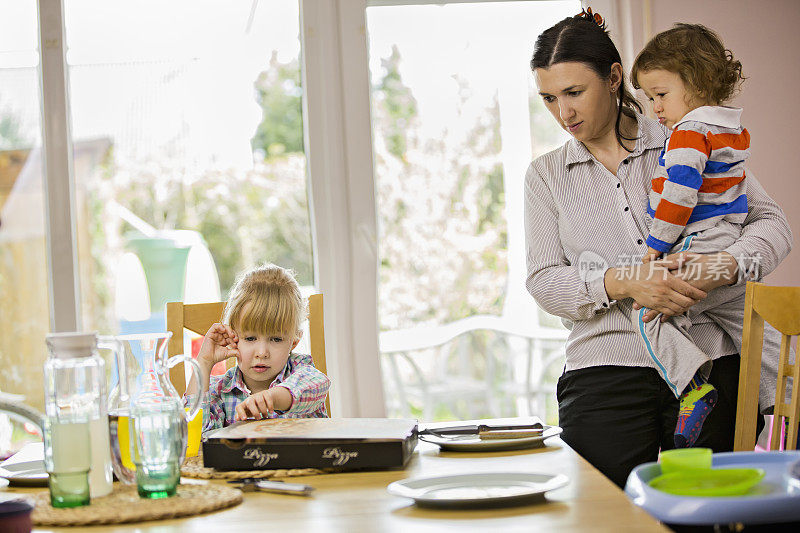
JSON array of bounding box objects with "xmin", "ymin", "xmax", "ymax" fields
[
  {"xmin": 234, "ymin": 389, "xmax": 279, "ymax": 421},
  {"xmin": 197, "ymin": 323, "xmax": 239, "ymax": 368},
  {"xmin": 642, "ymin": 247, "xmax": 661, "ymax": 263}
]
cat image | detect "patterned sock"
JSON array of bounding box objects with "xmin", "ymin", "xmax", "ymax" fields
[{"xmin": 674, "ymin": 372, "xmax": 717, "ymax": 448}]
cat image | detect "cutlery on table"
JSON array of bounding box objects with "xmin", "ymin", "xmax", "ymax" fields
[{"xmin": 229, "ymin": 478, "xmax": 315, "ymax": 496}]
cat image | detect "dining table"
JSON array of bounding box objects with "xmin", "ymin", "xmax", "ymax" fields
[{"xmin": 11, "ymin": 434, "xmax": 669, "ymax": 533}]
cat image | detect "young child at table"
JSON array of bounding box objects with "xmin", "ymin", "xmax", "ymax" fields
[
  {"xmin": 629, "ymin": 24, "xmax": 783, "ymax": 448},
  {"xmin": 183, "ymin": 263, "xmax": 330, "ymax": 432}
]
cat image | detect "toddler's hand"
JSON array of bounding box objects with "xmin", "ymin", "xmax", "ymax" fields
[
  {"xmin": 642, "ymin": 247, "xmax": 661, "ymax": 263},
  {"xmin": 197, "ymin": 323, "xmax": 239, "ymax": 368},
  {"xmin": 235, "ymin": 389, "xmax": 278, "ymax": 421}
]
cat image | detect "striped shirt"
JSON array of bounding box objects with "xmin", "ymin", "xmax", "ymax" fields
[
  {"xmin": 524, "ymin": 113, "xmax": 792, "ymax": 374},
  {"xmin": 183, "ymin": 351, "xmax": 330, "ymax": 432},
  {"xmin": 647, "ymin": 106, "xmax": 750, "ymax": 252}
]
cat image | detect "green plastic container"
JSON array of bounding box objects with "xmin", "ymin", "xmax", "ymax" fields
[
  {"xmin": 648, "ymin": 468, "xmax": 765, "ymax": 497},
  {"xmin": 659, "ymin": 448, "xmax": 712, "ymax": 473}
]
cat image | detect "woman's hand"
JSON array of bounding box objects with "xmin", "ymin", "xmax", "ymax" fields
[
  {"xmin": 663, "ymin": 251, "xmax": 739, "ymax": 292},
  {"xmin": 197, "ymin": 323, "xmax": 239, "ymax": 369},
  {"xmin": 234, "ymin": 387, "xmax": 292, "ymax": 421},
  {"xmin": 606, "ymin": 260, "xmax": 707, "ymax": 321},
  {"xmin": 641, "ymin": 247, "xmax": 661, "ymax": 263},
  {"xmin": 632, "ymin": 251, "xmax": 739, "ymax": 322}
]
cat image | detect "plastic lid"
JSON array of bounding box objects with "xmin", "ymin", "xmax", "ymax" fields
[{"xmin": 46, "ymin": 332, "xmax": 98, "ymax": 358}]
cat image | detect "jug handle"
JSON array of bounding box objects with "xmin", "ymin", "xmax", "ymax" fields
[
  {"xmin": 167, "ymin": 355, "xmax": 203, "ymax": 423},
  {"xmin": 97, "ymin": 337, "xmax": 126, "ymax": 402}
]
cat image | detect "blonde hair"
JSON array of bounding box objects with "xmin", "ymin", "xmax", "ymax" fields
[
  {"xmin": 223, "ymin": 264, "xmax": 306, "ymax": 339},
  {"xmin": 631, "ymin": 24, "xmax": 744, "ymax": 105}
]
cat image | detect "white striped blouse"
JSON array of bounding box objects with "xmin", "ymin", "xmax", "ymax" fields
[{"xmin": 524, "ymin": 114, "xmax": 792, "ymax": 373}]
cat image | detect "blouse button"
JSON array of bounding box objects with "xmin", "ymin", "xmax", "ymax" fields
[
  {"xmin": 637, "ymin": 239, "xmax": 643, "ymax": 245},
  {"xmin": 624, "ymin": 206, "xmax": 629, "ymax": 212},
  {"xmin": 623, "ymin": 159, "xmax": 629, "ymax": 165},
  {"xmin": 616, "ymin": 183, "xmax": 621, "ymax": 188}
]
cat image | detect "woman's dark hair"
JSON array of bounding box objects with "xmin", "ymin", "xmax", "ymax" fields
[{"xmin": 531, "ymin": 13, "xmax": 642, "ymax": 151}]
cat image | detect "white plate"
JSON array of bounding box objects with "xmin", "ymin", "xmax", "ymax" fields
[
  {"xmin": 0, "ymin": 460, "xmax": 47, "ymax": 487},
  {"xmin": 387, "ymin": 471, "xmax": 569, "ymax": 508},
  {"xmin": 419, "ymin": 425, "xmax": 563, "ymax": 452},
  {"xmin": 0, "ymin": 443, "xmax": 48, "ymax": 487}
]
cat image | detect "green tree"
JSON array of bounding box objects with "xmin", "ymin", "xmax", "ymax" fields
[
  {"xmin": 374, "ymin": 45, "xmax": 418, "ymax": 162},
  {"xmin": 371, "ymin": 47, "xmax": 507, "ymax": 329},
  {"xmin": 109, "ymin": 155, "xmax": 313, "ymax": 296},
  {"xmin": 251, "ymin": 52, "xmax": 304, "ymax": 158},
  {"xmin": 0, "ymin": 110, "xmax": 29, "ymax": 150}
]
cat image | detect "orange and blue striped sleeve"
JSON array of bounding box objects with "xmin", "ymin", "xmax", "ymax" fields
[{"xmin": 646, "ymin": 126, "xmax": 711, "ymax": 252}]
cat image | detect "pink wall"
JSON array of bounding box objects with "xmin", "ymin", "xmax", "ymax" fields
[{"xmin": 646, "ymin": 0, "xmax": 800, "ymax": 285}]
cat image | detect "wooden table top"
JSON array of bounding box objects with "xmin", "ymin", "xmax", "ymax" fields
[{"xmin": 17, "ymin": 437, "xmax": 668, "ymax": 533}]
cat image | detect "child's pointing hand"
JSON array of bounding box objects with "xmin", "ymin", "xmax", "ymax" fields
[
  {"xmin": 234, "ymin": 387, "xmax": 293, "ymax": 421},
  {"xmin": 235, "ymin": 389, "xmax": 277, "ymax": 421}
]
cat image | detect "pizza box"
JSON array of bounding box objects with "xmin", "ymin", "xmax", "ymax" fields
[{"xmin": 202, "ymin": 417, "xmax": 418, "ymax": 471}]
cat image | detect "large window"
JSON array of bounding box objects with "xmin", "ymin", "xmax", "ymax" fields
[
  {"xmin": 367, "ymin": 1, "xmax": 576, "ymax": 422},
  {"xmin": 0, "ymin": 0, "xmax": 48, "ymax": 413},
  {"xmin": 4, "ymin": 0, "xmax": 604, "ymax": 418},
  {"xmin": 64, "ymin": 0, "xmax": 313, "ymax": 338}
]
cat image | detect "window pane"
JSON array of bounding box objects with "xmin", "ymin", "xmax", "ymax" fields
[
  {"xmin": 64, "ymin": 1, "xmax": 313, "ymax": 340},
  {"xmin": 0, "ymin": 0, "xmax": 48, "ymax": 427},
  {"xmin": 368, "ymin": 1, "xmax": 576, "ymax": 422}
]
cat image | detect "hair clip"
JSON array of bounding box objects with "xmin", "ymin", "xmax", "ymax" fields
[{"xmin": 576, "ymin": 7, "xmax": 605, "ymax": 29}]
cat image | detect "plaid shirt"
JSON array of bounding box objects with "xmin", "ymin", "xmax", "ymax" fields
[{"xmin": 183, "ymin": 352, "xmax": 330, "ymax": 432}]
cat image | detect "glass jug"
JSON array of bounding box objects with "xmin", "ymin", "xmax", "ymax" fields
[{"xmin": 100, "ymin": 333, "xmax": 201, "ymax": 495}]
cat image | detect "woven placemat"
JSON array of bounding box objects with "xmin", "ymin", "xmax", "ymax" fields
[
  {"xmin": 28, "ymin": 483, "xmax": 242, "ymax": 526},
  {"xmin": 180, "ymin": 451, "xmax": 324, "ymax": 480}
]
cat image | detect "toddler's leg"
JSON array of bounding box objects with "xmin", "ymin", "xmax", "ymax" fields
[
  {"xmin": 630, "ymin": 306, "xmax": 712, "ymax": 398},
  {"xmin": 629, "ymin": 306, "xmax": 717, "ymax": 448},
  {"xmin": 675, "ymin": 371, "xmax": 718, "ymax": 448},
  {"xmin": 671, "ymin": 223, "xmax": 787, "ymax": 423}
]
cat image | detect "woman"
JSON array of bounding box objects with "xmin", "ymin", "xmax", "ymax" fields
[{"xmin": 525, "ymin": 12, "xmax": 791, "ymax": 487}]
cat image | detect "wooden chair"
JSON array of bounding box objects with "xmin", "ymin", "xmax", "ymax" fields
[
  {"xmin": 734, "ymin": 282, "xmax": 800, "ymax": 451},
  {"xmin": 165, "ymin": 294, "xmax": 330, "ymax": 415}
]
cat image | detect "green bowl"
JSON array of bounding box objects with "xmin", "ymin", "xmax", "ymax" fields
[{"xmin": 648, "ymin": 468, "xmax": 766, "ymax": 497}]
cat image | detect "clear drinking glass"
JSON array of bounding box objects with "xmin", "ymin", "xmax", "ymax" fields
[
  {"xmin": 43, "ymin": 417, "xmax": 91, "ymax": 508},
  {"xmin": 47, "ymin": 469, "xmax": 91, "ymax": 508},
  {"xmin": 131, "ymin": 401, "xmax": 185, "ymax": 498}
]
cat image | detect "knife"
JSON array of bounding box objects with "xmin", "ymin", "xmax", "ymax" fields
[{"xmin": 419, "ymin": 422, "xmax": 543, "ymax": 437}]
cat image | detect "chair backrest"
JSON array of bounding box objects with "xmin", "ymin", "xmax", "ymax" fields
[
  {"xmin": 734, "ymin": 282, "xmax": 800, "ymax": 451},
  {"xmin": 165, "ymin": 294, "xmax": 330, "ymax": 415}
]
